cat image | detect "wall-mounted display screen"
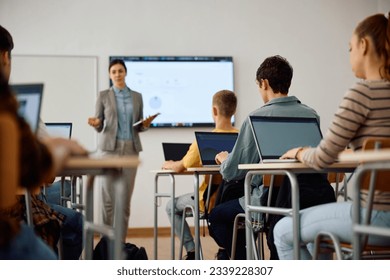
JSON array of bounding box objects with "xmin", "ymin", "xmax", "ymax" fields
[{"xmin": 109, "ymin": 56, "xmax": 234, "ymax": 127}]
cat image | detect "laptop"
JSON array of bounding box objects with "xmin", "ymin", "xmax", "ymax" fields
[
  {"xmin": 249, "ymin": 116, "xmax": 323, "ymax": 163},
  {"xmin": 195, "ymin": 131, "xmax": 239, "ymax": 167},
  {"xmin": 162, "ymin": 142, "xmax": 191, "ymax": 161},
  {"xmin": 11, "ymin": 83, "xmax": 44, "ymax": 134},
  {"xmin": 45, "ymin": 122, "xmax": 73, "ymax": 139}
]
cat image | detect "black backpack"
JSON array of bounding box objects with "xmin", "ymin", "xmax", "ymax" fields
[
  {"xmin": 214, "ymin": 178, "xmax": 245, "ymax": 206},
  {"xmin": 93, "ymin": 236, "xmax": 148, "ymax": 260}
]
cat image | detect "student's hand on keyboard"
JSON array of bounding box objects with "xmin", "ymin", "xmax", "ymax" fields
[
  {"xmin": 280, "ymin": 147, "xmax": 305, "ymax": 161},
  {"xmin": 42, "ymin": 137, "xmax": 89, "ymax": 174},
  {"xmin": 215, "ymin": 151, "xmax": 228, "ymax": 165},
  {"xmin": 161, "ymin": 160, "xmax": 185, "ymax": 173}
]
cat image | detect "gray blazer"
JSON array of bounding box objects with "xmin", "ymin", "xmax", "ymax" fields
[{"xmin": 93, "ymin": 87, "xmax": 144, "ymax": 152}]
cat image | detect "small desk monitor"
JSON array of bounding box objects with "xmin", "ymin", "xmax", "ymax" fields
[
  {"xmin": 11, "ymin": 83, "xmax": 44, "ymax": 134},
  {"xmin": 162, "ymin": 142, "xmax": 191, "ymax": 161},
  {"xmin": 45, "ymin": 122, "xmax": 73, "ymax": 139}
]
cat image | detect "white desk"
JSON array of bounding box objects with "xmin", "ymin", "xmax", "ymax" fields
[
  {"xmin": 59, "ymin": 155, "xmax": 139, "ymax": 260},
  {"xmin": 238, "ymin": 161, "xmax": 357, "ymax": 259},
  {"xmin": 186, "ymin": 167, "xmax": 221, "ymax": 260},
  {"xmin": 338, "ymin": 149, "xmax": 390, "ymax": 162},
  {"xmin": 150, "ymin": 169, "xmax": 193, "ymax": 260}
]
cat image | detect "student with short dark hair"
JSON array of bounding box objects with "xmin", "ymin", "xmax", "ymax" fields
[{"xmin": 210, "ymin": 55, "xmax": 327, "ymax": 260}]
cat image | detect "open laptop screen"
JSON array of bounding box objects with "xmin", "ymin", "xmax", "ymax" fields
[
  {"xmin": 11, "ymin": 83, "xmax": 44, "ymax": 134},
  {"xmin": 162, "ymin": 142, "xmax": 191, "ymax": 161},
  {"xmin": 195, "ymin": 132, "xmax": 238, "ymax": 166},
  {"xmin": 45, "ymin": 122, "xmax": 73, "ymax": 139},
  {"xmin": 249, "ymin": 116, "xmax": 322, "ymax": 160}
]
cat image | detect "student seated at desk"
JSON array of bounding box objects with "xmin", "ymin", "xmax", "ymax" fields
[
  {"xmin": 33, "ymin": 119, "xmax": 84, "ymax": 259},
  {"xmin": 162, "ymin": 90, "xmax": 238, "ymax": 260},
  {"xmin": 36, "ymin": 119, "xmax": 73, "ymax": 205},
  {"xmin": 211, "ymin": 55, "xmax": 335, "ymax": 260},
  {"xmin": 0, "ymin": 69, "xmax": 87, "ymax": 259},
  {"xmin": 275, "ymin": 12, "xmax": 390, "ymax": 260},
  {"xmin": 0, "ymin": 74, "xmax": 54, "ymax": 259},
  {"xmin": 0, "ymin": 26, "xmax": 87, "ymax": 259}
]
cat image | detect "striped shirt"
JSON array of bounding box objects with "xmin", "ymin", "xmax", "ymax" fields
[{"xmin": 302, "ymin": 80, "xmax": 390, "ymax": 210}]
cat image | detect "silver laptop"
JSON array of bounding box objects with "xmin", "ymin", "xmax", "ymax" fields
[
  {"xmin": 45, "ymin": 122, "xmax": 73, "ymax": 139},
  {"xmin": 249, "ymin": 116, "xmax": 323, "ymax": 163},
  {"xmin": 162, "ymin": 142, "xmax": 191, "ymax": 161},
  {"xmin": 12, "ymin": 83, "xmax": 44, "ymax": 134},
  {"xmin": 195, "ymin": 131, "xmax": 238, "ymax": 167}
]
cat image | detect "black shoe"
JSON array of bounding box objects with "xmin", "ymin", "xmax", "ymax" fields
[
  {"xmin": 215, "ymin": 248, "xmax": 229, "ymax": 260},
  {"xmin": 184, "ymin": 251, "xmax": 195, "ymax": 260}
]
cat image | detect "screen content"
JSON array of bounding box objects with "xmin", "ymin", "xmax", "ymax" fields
[
  {"xmin": 110, "ymin": 56, "xmax": 234, "ymax": 127},
  {"xmin": 251, "ymin": 117, "xmax": 322, "ymax": 159},
  {"xmin": 12, "ymin": 84, "xmax": 43, "ymax": 134}
]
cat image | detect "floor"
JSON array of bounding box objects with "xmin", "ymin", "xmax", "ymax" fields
[
  {"xmin": 124, "ymin": 231, "xmax": 270, "ymax": 260},
  {"xmin": 126, "ymin": 233, "xmax": 220, "ymax": 260}
]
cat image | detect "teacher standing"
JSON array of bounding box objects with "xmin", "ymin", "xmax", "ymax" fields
[{"xmin": 88, "ymin": 59, "xmax": 149, "ymax": 242}]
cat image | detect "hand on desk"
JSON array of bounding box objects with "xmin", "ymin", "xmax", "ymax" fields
[
  {"xmin": 215, "ymin": 151, "xmax": 229, "ymax": 165},
  {"xmin": 162, "ymin": 160, "xmax": 185, "ymax": 173},
  {"xmin": 42, "ymin": 137, "xmax": 89, "ymax": 175},
  {"xmin": 280, "ymin": 147, "xmax": 306, "ymax": 161}
]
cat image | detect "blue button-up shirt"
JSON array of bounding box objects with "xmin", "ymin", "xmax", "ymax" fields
[{"xmin": 113, "ymin": 86, "xmax": 133, "ymax": 140}]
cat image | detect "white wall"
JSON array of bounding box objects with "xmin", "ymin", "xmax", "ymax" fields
[{"xmin": 1, "ymin": 0, "xmax": 388, "ymax": 228}]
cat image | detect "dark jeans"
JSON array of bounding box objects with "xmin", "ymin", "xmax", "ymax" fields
[
  {"xmin": 48, "ymin": 203, "xmax": 83, "ymax": 260},
  {"xmin": 44, "ymin": 180, "xmax": 71, "ymax": 206},
  {"xmin": 40, "ymin": 180, "xmax": 83, "ymax": 260},
  {"xmin": 208, "ymin": 199, "xmax": 246, "ymax": 260}
]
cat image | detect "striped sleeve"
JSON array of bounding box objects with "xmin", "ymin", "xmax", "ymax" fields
[{"xmin": 302, "ymin": 84, "xmax": 372, "ymax": 169}]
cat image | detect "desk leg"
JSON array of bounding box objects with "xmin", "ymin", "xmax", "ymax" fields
[
  {"xmin": 170, "ymin": 174, "xmax": 175, "ymax": 260},
  {"xmin": 153, "ymin": 175, "xmax": 158, "ymax": 260},
  {"xmin": 153, "ymin": 174, "xmax": 176, "ymax": 260},
  {"xmin": 244, "ymin": 170, "xmax": 300, "ymax": 260},
  {"xmin": 113, "ymin": 174, "xmax": 125, "ymax": 260},
  {"xmin": 193, "ymin": 172, "xmax": 200, "ymax": 260},
  {"xmin": 84, "ymin": 175, "xmax": 95, "ymax": 260},
  {"xmin": 287, "ymin": 171, "xmax": 301, "ymax": 260},
  {"xmin": 244, "ymin": 172, "xmax": 254, "ymax": 260}
]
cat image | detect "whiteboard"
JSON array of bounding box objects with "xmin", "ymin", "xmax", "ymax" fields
[{"xmin": 10, "ymin": 55, "xmax": 98, "ymax": 150}]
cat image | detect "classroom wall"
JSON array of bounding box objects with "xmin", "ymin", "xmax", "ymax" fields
[{"xmin": 1, "ymin": 0, "xmax": 389, "ymax": 228}]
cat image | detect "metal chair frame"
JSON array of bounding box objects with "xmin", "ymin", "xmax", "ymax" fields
[
  {"xmin": 179, "ymin": 175, "xmax": 214, "ymax": 260},
  {"xmin": 232, "ymin": 172, "xmax": 345, "ymax": 260},
  {"xmin": 313, "ymin": 139, "xmax": 390, "ymax": 260}
]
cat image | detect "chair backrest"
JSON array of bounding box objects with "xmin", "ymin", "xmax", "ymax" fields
[
  {"xmin": 361, "ymin": 138, "xmax": 390, "ymax": 192},
  {"xmin": 263, "ymin": 175, "xmax": 284, "ymax": 188},
  {"xmin": 0, "ymin": 113, "xmax": 19, "ymax": 209}
]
